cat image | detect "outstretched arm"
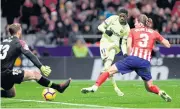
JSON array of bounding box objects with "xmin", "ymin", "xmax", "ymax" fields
[
  {"xmin": 98, "ymin": 22, "xmax": 107, "ymax": 33},
  {"xmin": 19, "ymin": 40, "xmax": 51, "ymax": 76},
  {"xmin": 19, "ymin": 40, "xmax": 42, "ymax": 68},
  {"xmin": 155, "ymin": 31, "xmax": 171, "ymax": 48},
  {"xmin": 98, "ymin": 16, "xmax": 114, "ymax": 36},
  {"xmin": 161, "ymin": 39, "xmax": 171, "ymax": 48},
  {"xmin": 98, "ymin": 16, "xmax": 113, "ymax": 33}
]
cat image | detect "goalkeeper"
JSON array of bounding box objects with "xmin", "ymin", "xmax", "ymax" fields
[
  {"xmin": 1, "ymin": 23, "xmax": 71, "ymax": 98},
  {"xmin": 83, "ymin": 9, "xmax": 130, "ymax": 96}
]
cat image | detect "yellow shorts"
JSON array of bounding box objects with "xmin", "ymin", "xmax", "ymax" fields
[{"xmin": 100, "ymin": 42, "xmax": 120, "ymax": 60}]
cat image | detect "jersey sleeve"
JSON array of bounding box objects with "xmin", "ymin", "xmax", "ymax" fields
[
  {"xmin": 104, "ymin": 16, "xmax": 112, "ymax": 25},
  {"xmin": 155, "ymin": 31, "xmax": 164, "ymax": 42},
  {"xmin": 19, "ymin": 40, "xmax": 42, "ymax": 68},
  {"xmin": 128, "ymin": 30, "xmax": 133, "ymax": 38},
  {"xmin": 123, "ymin": 26, "xmax": 130, "ymax": 39},
  {"xmin": 98, "ymin": 15, "xmax": 118, "ymax": 33},
  {"xmin": 121, "ymin": 37, "xmax": 128, "ymax": 55},
  {"xmin": 104, "ymin": 15, "xmax": 117, "ymax": 26},
  {"xmin": 120, "ymin": 26, "xmax": 130, "ymax": 55}
]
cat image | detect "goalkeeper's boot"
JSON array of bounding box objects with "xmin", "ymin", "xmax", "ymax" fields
[
  {"xmin": 57, "ymin": 78, "xmax": 71, "ymax": 93},
  {"xmin": 114, "ymin": 86, "xmax": 124, "ymax": 96},
  {"xmin": 81, "ymin": 85, "xmax": 98, "ymax": 94},
  {"xmin": 159, "ymin": 90, "xmax": 172, "ymax": 102}
]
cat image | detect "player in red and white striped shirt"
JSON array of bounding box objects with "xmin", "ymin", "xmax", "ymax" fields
[
  {"xmin": 128, "ymin": 18, "xmax": 164, "ymax": 61},
  {"xmin": 81, "ymin": 14, "xmax": 172, "ymax": 102}
]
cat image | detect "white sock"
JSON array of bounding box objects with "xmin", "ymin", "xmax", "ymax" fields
[{"xmin": 92, "ymin": 85, "xmax": 98, "ymax": 91}]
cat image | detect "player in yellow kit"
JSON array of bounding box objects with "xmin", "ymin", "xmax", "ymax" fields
[{"xmin": 82, "ymin": 9, "xmax": 130, "ymax": 96}]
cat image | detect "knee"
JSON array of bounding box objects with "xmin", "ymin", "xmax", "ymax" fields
[
  {"xmin": 107, "ymin": 64, "xmax": 117, "ymax": 75},
  {"xmin": 144, "ymin": 82, "xmax": 153, "ymax": 92},
  {"xmin": 25, "ymin": 71, "xmax": 41, "ymax": 81},
  {"xmin": 7, "ymin": 91, "xmax": 16, "ymax": 98},
  {"xmin": 107, "ymin": 49, "xmax": 116, "ymax": 60},
  {"xmin": 144, "ymin": 80, "xmax": 153, "ymax": 92},
  {"xmin": 33, "ymin": 71, "xmax": 41, "ymax": 80},
  {"xmin": 109, "ymin": 48, "xmax": 116, "ymax": 54},
  {"xmin": 145, "ymin": 85, "xmax": 151, "ymax": 92}
]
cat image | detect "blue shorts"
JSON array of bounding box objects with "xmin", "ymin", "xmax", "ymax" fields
[{"xmin": 115, "ymin": 56, "xmax": 152, "ymax": 81}]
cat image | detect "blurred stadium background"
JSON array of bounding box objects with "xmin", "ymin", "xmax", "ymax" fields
[{"xmin": 1, "ymin": 0, "xmax": 180, "ymax": 80}]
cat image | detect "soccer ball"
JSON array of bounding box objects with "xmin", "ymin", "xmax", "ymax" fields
[{"xmin": 42, "ymin": 88, "xmax": 56, "ymax": 101}]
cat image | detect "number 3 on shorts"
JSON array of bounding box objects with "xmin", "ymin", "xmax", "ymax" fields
[{"xmin": 138, "ymin": 33, "xmax": 149, "ymax": 47}]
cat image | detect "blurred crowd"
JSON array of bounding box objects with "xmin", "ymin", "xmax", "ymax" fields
[{"xmin": 1, "ymin": 0, "xmax": 180, "ymax": 45}]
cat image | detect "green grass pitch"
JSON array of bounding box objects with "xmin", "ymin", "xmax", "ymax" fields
[{"xmin": 1, "ymin": 80, "xmax": 180, "ymax": 108}]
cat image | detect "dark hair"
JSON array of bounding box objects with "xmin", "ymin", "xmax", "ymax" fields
[
  {"xmin": 118, "ymin": 8, "xmax": 128, "ymax": 15},
  {"xmin": 8, "ymin": 23, "xmax": 21, "ymax": 36},
  {"xmin": 146, "ymin": 18, "xmax": 153, "ymax": 28},
  {"xmin": 137, "ymin": 14, "xmax": 152, "ymax": 27}
]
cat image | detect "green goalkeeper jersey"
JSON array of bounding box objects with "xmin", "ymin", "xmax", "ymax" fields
[{"xmin": 98, "ymin": 15, "xmax": 130, "ymax": 54}]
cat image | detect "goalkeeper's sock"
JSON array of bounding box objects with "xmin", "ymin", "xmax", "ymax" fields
[
  {"xmin": 1, "ymin": 90, "xmax": 15, "ymax": 98},
  {"xmin": 37, "ymin": 76, "xmax": 52, "ymax": 87},
  {"xmin": 110, "ymin": 76, "xmax": 118, "ymax": 88},
  {"xmin": 148, "ymin": 85, "xmax": 160, "ymax": 94},
  {"xmin": 1, "ymin": 90, "xmax": 8, "ymax": 97},
  {"xmin": 50, "ymin": 83, "xmax": 59, "ymax": 89},
  {"xmin": 37, "ymin": 76, "xmax": 71, "ymax": 93},
  {"xmin": 95, "ymin": 72, "xmax": 110, "ymax": 87}
]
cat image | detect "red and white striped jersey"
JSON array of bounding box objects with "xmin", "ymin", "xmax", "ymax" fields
[{"xmin": 129, "ymin": 27, "xmax": 164, "ymax": 61}]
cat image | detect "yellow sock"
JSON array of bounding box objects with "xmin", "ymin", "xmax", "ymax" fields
[{"xmin": 110, "ymin": 76, "xmax": 118, "ymax": 88}]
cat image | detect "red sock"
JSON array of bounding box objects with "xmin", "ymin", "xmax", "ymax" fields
[
  {"xmin": 95, "ymin": 72, "xmax": 110, "ymax": 87},
  {"xmin": 149, "ymin": 85, "xmax": 160, "ymax": 94}
]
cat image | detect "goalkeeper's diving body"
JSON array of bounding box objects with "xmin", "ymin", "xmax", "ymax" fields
[
  {"xmin": 1, "ymin": 23, "xmax": 71, "ymax": 98},
  {"xmin": 82, "ymin": 9, "xmax": 130, "ymax": 96}
]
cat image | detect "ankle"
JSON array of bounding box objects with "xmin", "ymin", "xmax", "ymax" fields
[
  {"xmin": 50, "ymin": 83, "xmax": 59, "ymax": 89},
  {"xmin": 92, "ymin": 85, "xmax": 98, "ymax": 91}
]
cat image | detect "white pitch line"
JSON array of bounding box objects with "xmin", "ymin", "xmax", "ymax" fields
[
  {"xmin": 3, "ymin": 99, "xmax": 179, "ymax": 109},
  {"xmin": 4, "ymin": 98, "xmax": 122, "ymax": 108}
]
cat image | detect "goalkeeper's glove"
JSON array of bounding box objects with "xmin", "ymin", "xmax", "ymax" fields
[
  {"xmin": 40, "ymin": 65, "xmax": 51, "ymax": 77},
  {"xmin": 105, "ymin": 30, "xmax": 113, "ymax": 36}
]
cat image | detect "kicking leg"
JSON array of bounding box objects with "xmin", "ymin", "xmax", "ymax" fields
[
  {"xmin": 23, "ymin": 70, "xmax": 71, "ymax": 93},
  {"xmin": 1, "ymin": 86, "xmax": 16, "ymax": 98},
  {"xmin": 144, "ymin": 80, "xmax": 172, "ymax": 102},
  {"xmin": 102, "ymin": 49, "xmax": 124, "ymax": 96},
  {"xmin": 103, "ymin": 49, "xmax": 116, "ymax": 71},
  {"xmin": 81, "ymin": 56, "xmax": 133, "ymax": 94}
]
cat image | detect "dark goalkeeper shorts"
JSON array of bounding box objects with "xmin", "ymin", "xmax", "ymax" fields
[{"xmin": 1, "ymin": 69, "xmax": 24, "ymax": 90}]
